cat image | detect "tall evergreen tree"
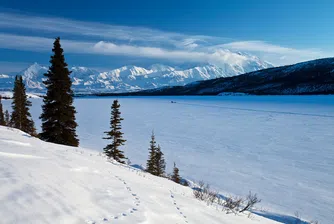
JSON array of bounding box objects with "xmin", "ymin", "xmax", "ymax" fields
[
  {"xmin": 103, "ymin": 99, "xmax": 127, "ymax": 163},
  {"xmin": 40, "ymin": 37, "xmax": 79, "ymax": 146},
  {"xmin": 171, "ymin": 162, "xmax": 181, "ymax": 184},
  {"xmin": 4, "ymin": 110, "xmax": 10, "ymax": 126},
  {"xmin": 10, "ymin": 76, "xmax": 36, "ymax": 135},
  {"xmin": 0, "ymin": 96, "xmax": 5, "ymax": 126},
  {"xmin": 146, "ymin": 131, "xmax": 157, "ymax": 175},
  {"xmin": 155, "ymin": 145, "xmax": 166, "ymax": 177}
]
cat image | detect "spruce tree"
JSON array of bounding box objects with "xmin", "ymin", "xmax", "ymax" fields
[
  {"xmin": 40, "ymin": 37, "xmax": 79, "ymax": 146},
  {"xmin": 0, "ymin": 96, "xmax": 5, "ymax": 126},
  {"xmin": 103, "ymin": 99, "xmax": 127, "ymax": 163},
  {"xmin": 4, "ymin": 110, "xmax": 10, "ymax": 126},
  {"xmin": 155, "ymin": 145, "xmax": 166, "ymax": 177},
  {"xmin": 146, "ymin": 131, "xmax": 157, "ymax": 175},
  {"xmin": 10, "ymin": 76, "xmax": 36, "ymax": 135},
  {"xmin": 9, "ymin": 76, "xmax": 21, "ymax": 128},
  {"xmin": 171, "ymin": 162, "xmax": 181, "ymax": 184}
]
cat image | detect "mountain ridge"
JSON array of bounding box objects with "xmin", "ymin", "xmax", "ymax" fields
[
  {"xmin": 108, "ymin": 57, "xmax": 334, "ymax": 96},
  {"xmin": 0, "ymin": 53, "xmax": 272, "ymax": 93}
]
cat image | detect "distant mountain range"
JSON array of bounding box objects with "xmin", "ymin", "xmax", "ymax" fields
[
  {"xmin": 0, "ymin": 52, "xmax": 272, "ymax": 93},
  {"xmin": 109, "ymin": 57, "xmax": 334, "ymax": 96}
]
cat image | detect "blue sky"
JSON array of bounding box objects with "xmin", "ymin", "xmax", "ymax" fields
[{"xmin": 0, "ymin": 0, "xmax": 334, "ymax": 73}]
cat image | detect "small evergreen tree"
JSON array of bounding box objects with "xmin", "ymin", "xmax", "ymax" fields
[
  {"xmin": 10, "ymin": 76, "xmax": 36, "ymax": 135},
  {"xmin": 146, "ymin": 131, "xmax": 157, "ymax": 175},
  {"xmin": 0, "ymin": 96, "xmax": 5, "ymax": 126},
  {"xmin": 4, "ymin": 110, "xmax": 10, "ymax": 126},
  {"xmin": 103, "ymin": 100, "xmax": 127, "ymax": 163},
  {"xmin": 171, "ymin": 162, "xmax": 181, "ymax": 184},
  {"xmin": 155, "ymin": 145, "xmax": 166, "ymax": 177},
  {"xmin": 40, "ymin": 37, "xmax": 79, "ymax": 146}
]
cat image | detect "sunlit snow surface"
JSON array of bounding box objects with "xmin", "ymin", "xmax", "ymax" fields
[
  {"xmin": 3, "ymin": 95, "xmax": 334, "ymax": 223},
  {"xmin": 1, "ymin": 127, "xmax": 280, "ymax": 224}
]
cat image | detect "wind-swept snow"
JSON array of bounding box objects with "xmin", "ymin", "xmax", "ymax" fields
[{"xmin": 0, "ymin": 126, "xmax": 278, "ymax": 224}]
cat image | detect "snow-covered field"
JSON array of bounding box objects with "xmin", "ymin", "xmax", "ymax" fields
[
  {"xmin": 0, "ymin": 126, "xmax": 278, "ymax": 224},
  {"xmin": 2, "ymin": 95, "xmax": 334, "ymax": 224}
]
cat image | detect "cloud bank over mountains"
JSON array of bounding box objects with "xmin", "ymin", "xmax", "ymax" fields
[{"xmin": 0, "ymin": 11, "xmax": 331, "ymax": 72}]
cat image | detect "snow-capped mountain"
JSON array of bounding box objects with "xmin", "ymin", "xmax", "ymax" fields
[
  {"xmin": 129, "ymin": 57, "xmax": 334, "ymax": 96},
  {"xmin": 0, "ymin": 55, "xmax": 272, "ymax": 93}
]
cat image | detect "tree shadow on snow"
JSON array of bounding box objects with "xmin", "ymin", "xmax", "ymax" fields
[
  {"xmin": 252, "ymin": 211, "xmax": 309, "ymax": 224},
  {"xmin": 130, "ymin": 164, "xmax": 144, "ymax": 171},
  {"xmin": 21, "ymin": 133, "xmax": 33, "ymax": 138}
]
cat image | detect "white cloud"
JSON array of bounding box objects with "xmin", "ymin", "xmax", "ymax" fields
[
  {"xmin": 0, "ymin": 33, "xmax": 249, "ymax": 66},
  {"xmin": 0, "ymin": 12, "xmax": 222, "ymax": 50},
  {"xmin": 220, "ymin": 41, "xmax": 332, "ymax": 65},
  {"xmin": 0, "ymin": 33, "xmax": 92, "ymax": 53},
  {"xmin": 221, "ymin": 41, "xmax": 322, "ymax": 55},
  {"xmin": 0, "ymin": 12, "xmax": 332, "ymax": 66}
]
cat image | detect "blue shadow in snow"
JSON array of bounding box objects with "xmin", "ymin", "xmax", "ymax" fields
[
  {"xmin": 130, "ymin": 164, "xmax": 144, "ymax": 171},
  {"xmin": 251, "ymin": 211, "xmax": 309, "ymax": 224}
]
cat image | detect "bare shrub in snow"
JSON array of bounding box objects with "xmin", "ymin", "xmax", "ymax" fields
[
  {"xmin": 127, "ymin": 158, "xmax": 131, "ymax": 165},
  {"xmin": 193, "ymin": 181, "xmax": 205, "ymax": 200},
  {"xmin": 193, "ymin": 182, "xmax": 261, "ymax": 217},
  {"xmin": 293, "ymin": 211, "xmax": 303, "ymax": 224},
  {"xmin": 239, "ymin": 191, "xmax": 261, "ymax": 213},
  {"xmin": 193, "ymin": 181, "xmax": 217, "ymax": 204},
  {"xmin": 310, "ymin": 221, "xmax": 320, "ymax": 224},
  {"xmin": 223, "ymin": 196, "xmax": 243, "ymax": 214},
  {"xmin": 207, "ymin": 189, "xmax": 219, "ymax": 205}
]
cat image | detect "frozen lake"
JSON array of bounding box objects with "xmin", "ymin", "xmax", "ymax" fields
[{"xmin": 3, "ymin": 95, "xmax": 334, "ymax": 223}]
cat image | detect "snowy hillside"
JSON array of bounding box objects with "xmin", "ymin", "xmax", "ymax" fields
[
  {"xmin": 0, "ymin": 54, "xmax": 272, "ymax": 93},
  {"xmin": 0, "ymin": 126, "xmax": 278, "ymax": 224}
]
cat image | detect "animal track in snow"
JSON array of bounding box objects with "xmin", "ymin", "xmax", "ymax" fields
[
  {"xmin": 86, "ymin": 174, "xmax": 141, "ymax": 224},
  {"xmin": 109, "ymin": 175, "xmax": 141, "ymax": 218},
  {"xmin": 170, "ymin": 190, "xmax": 189, "ymax": 223}
]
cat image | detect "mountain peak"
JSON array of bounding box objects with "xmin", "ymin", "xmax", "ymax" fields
[
  {"xmin": 2, "ymin": 54, "xmax": 272, "ymax": 93},
  {"xmin": 29, "ymin": 62, "xmax": 46, "ymax": 70},
  {"xmin": 149, "ymin": 64, "xmax": 174, "ymax": 72}
]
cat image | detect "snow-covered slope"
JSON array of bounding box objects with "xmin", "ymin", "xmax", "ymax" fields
[
  {"xmin": 0, "ymin": 126, "xmax": 278, "ymax": 224},
  {"xmin": 0, "ymin": 55, "xmax": 272, "ymax": 93}
]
